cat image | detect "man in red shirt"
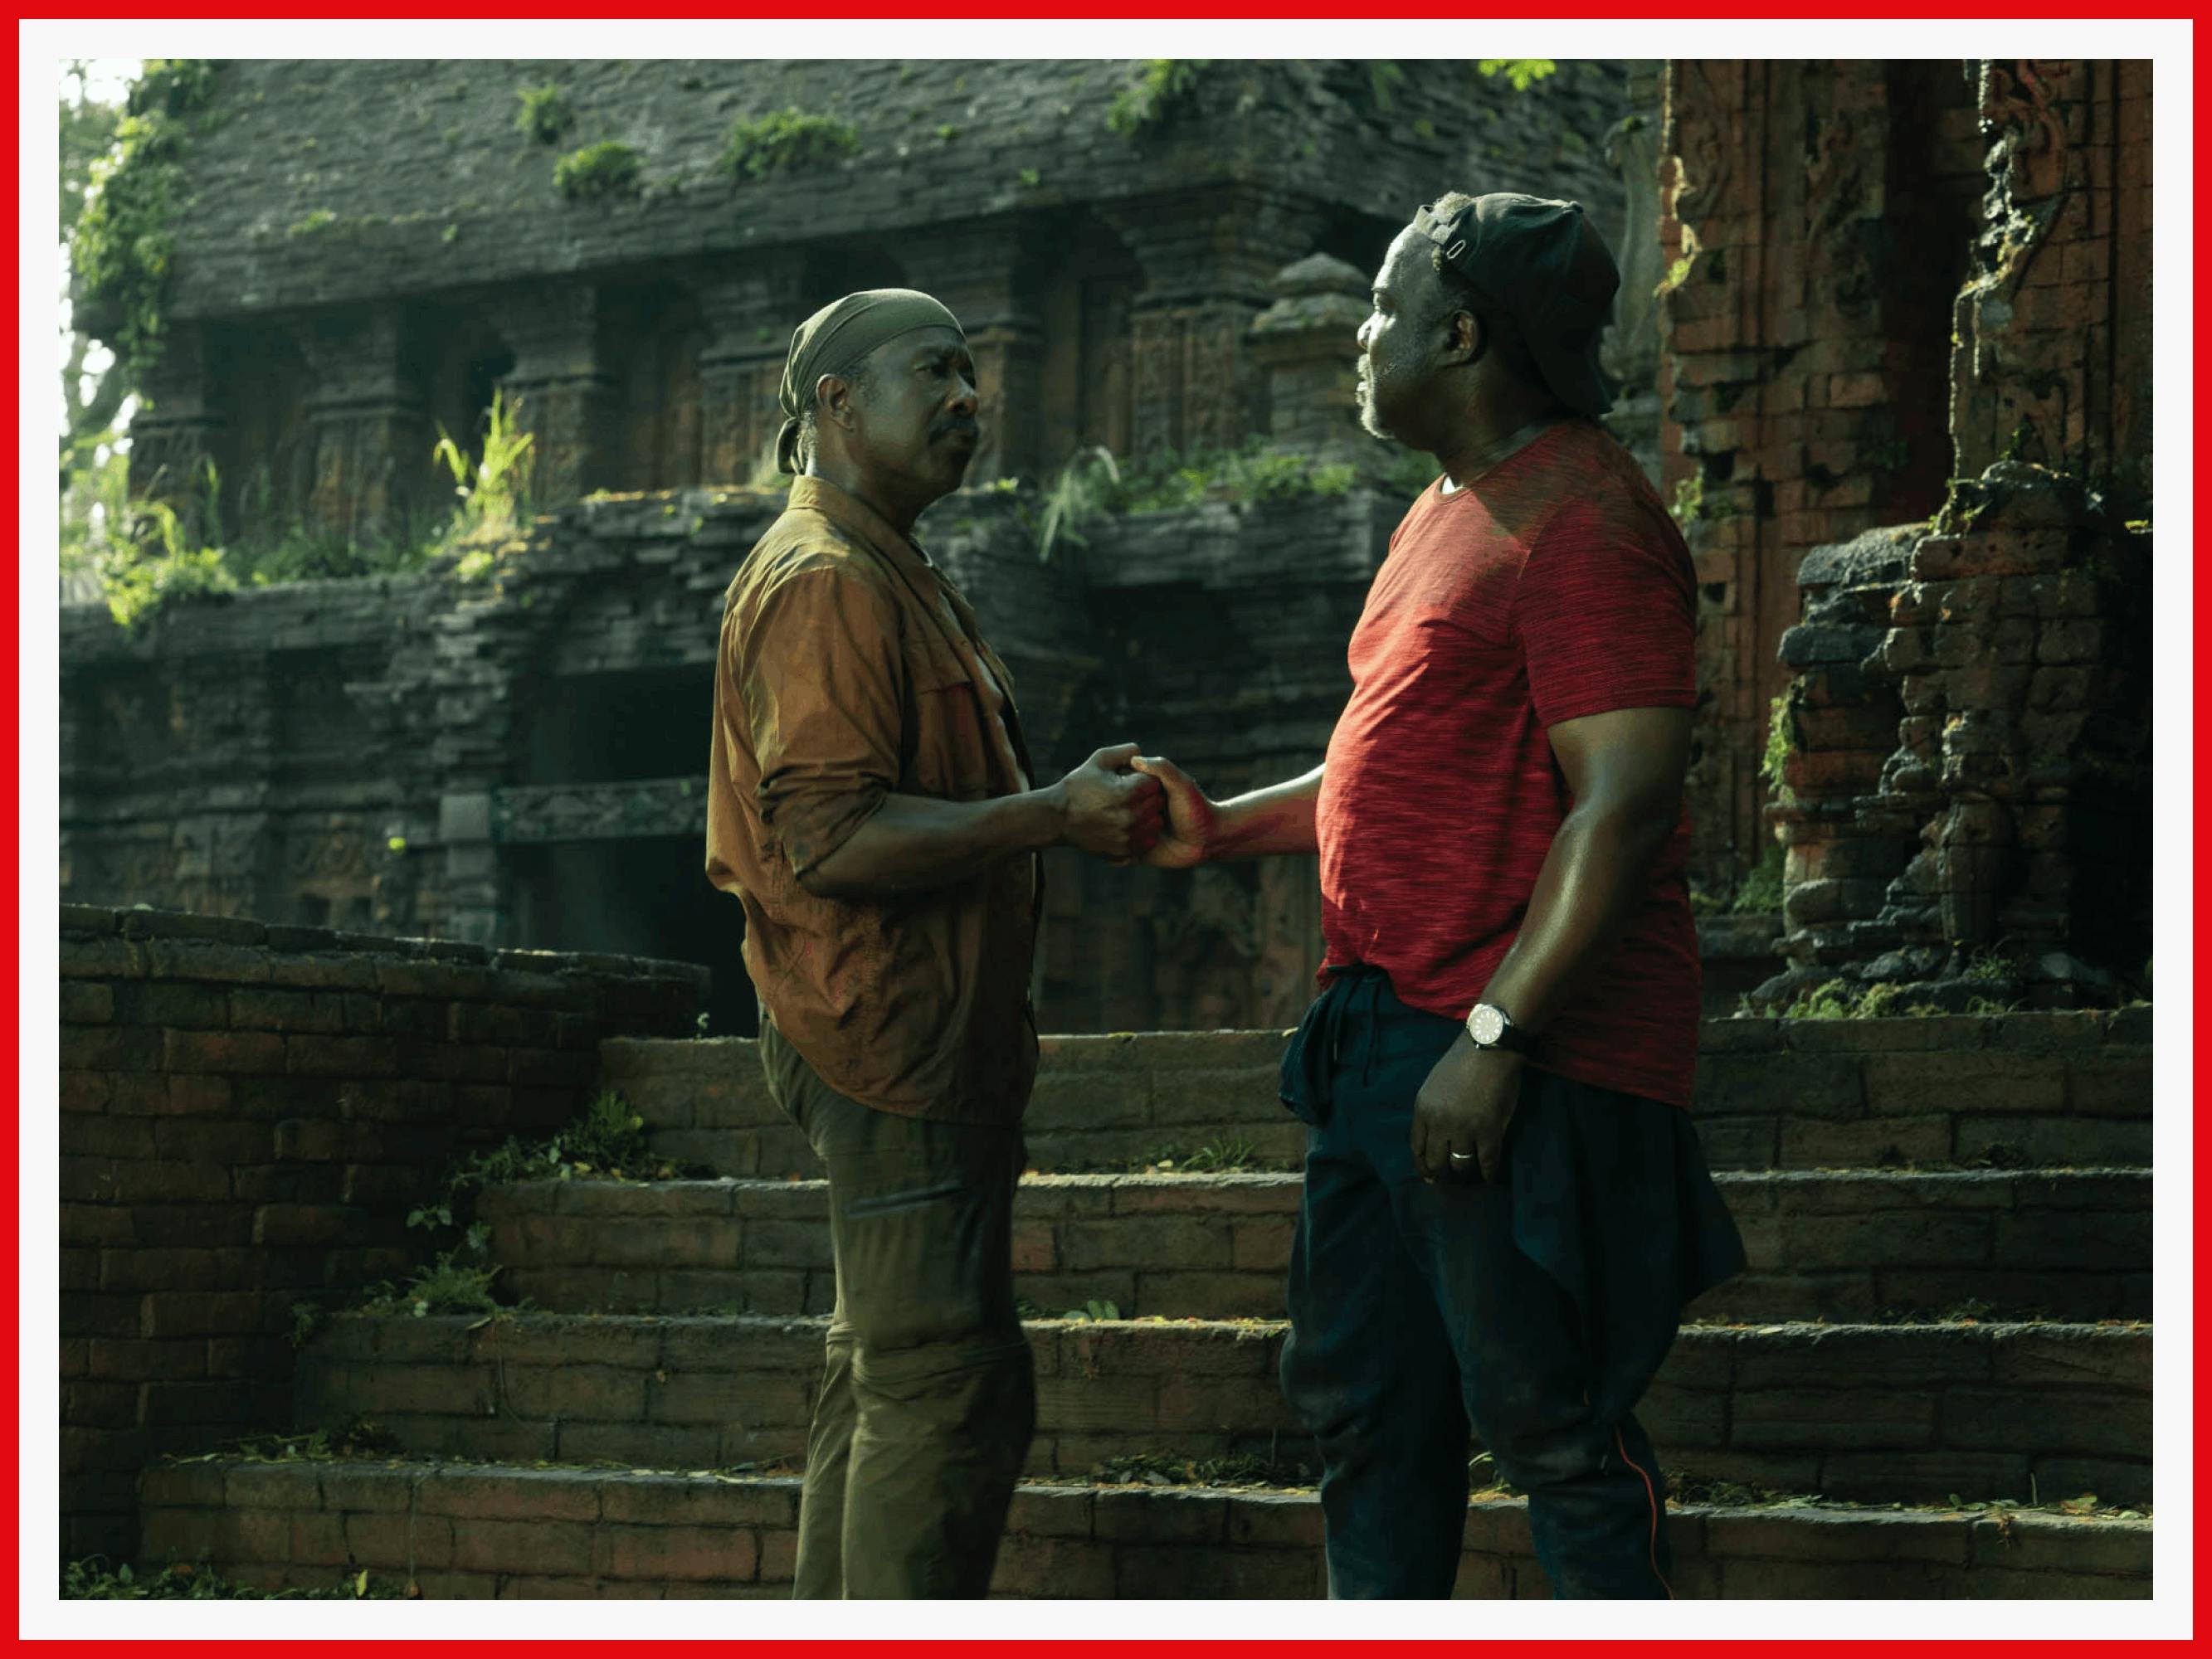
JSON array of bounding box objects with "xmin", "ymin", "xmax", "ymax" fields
[{"xmin": 1134, "ymin": 193, "xmax": 1744, "ymax": 1598}]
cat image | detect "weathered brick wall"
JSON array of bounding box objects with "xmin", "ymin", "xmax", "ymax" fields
[
  {"xmin": 158, "ymin": 60, "xmax": 1624, "ymax": 327},
  {"xmin": 1757, "ymin": 61, "xmax": 2154, "ymax": 1000},
  {"xmin": 57, "ymin": 904, "xmax": 708, "ymax": 1560},
  {"xmin": 134, "ymin": 1460, "xmax": 2151, "ymax": 1599},
  {"xmin": 133, "ymin": 59, "xmax": 1628, "ymax": 533},
  {"xmin": 290, "ymin": 1311, "xmax": 2149, "ymax": 1506},
  {"xmin": 611, "ymin": 1009, "xmax": 2152, "ymax": 1181},
  {"xmin": 1658, "ymin": 61, "xmax": 1987, "ymax": 889}
]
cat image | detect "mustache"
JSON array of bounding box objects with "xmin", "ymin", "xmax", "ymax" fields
[{"xmin": 933, "ymin": 416, "xmax": 981, "ymax": 440}]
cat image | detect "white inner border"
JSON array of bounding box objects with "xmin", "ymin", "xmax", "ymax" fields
[{"xmin": 19, "ymin": 20, "xmax": 2194, "ymax": 1643}]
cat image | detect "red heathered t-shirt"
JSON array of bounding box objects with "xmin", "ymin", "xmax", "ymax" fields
[{"xmin": 1315, "ymin": 419, "xmax": 1701, "ymax": 1108}]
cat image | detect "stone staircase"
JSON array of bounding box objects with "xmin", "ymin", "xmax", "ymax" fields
[{"xmin": 136, "ymin": 1013, "xmax": 2154, "ymax": 1598}]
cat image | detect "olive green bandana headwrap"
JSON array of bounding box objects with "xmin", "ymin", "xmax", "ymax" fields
[{"xmin": 776, "ymin": 288, "xmax": 967, "ymax": 474}]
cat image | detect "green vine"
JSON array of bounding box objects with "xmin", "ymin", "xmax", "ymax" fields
[
  {"xmin": 1106, "ymin": 60, "xmax": 1209, "ymax": 137},
  {"xmin": 514, "ymin": 84, "xmax": 573, "ymax": 146},
  {"xmin": 717, "ymin": 109, "xmax": 860, "ymax": 182},
  {"xmin": 67, "ymin": 59, "xmax": 218, "ymax": 373},
  {"xmin": 552, "ymin": 140, "xmax": 643, "ymax": 202}
]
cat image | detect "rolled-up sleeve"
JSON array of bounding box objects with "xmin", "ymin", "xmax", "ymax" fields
[{"xmin": 729, "ymin": 565, "xmax": 904, "ymax": 875}]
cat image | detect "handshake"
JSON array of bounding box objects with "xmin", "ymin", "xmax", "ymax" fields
[{"xmin": 1050, "ymin": 742, "xmax": 1210, "ymax": 870}]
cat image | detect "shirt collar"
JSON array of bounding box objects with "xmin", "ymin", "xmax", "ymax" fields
[{"xmin": 787, "ymin": 474, "xmax": 934, "ymax": 573}]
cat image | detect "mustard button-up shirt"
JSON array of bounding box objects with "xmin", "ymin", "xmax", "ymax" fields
[{"xmin": 707, "ymin": 476, "xmax": 1040, "ymax": 1124}]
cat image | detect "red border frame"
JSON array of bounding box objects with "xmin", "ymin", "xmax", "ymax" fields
[{"xmin": 13, "ymin": 17, "xmax": 2198, "ymax": 1650}]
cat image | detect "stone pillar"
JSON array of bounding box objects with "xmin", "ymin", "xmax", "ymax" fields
[
  {"xmin": 1247, "ymin": 254, "xmax": 1371, "ymax": 462},
  {"xmin": 295, "ymin": 304, "xmax": 431, "ymax": 546},
  {"xmin": 125, "ymin": 322, "xmax": 227, "ymax": 538},
  {"xmin": 1951, "ymin": 60, "xmax": 2152, "ymax": 522},
  {"xmin": 1104, "ymin": 188, "xmax": 1328, "ymax": 456},
  {"xmin": 901, "ymin": 218, "xmax": 1048, "ymax": 484},
  {"xmin": 695, "ymin": 257, "xmax": 807, "ymax": 485},
  {"xmin": 1762, "ymin": 523, "xmax": 1917, "ymax": 999},
  {"xmin": 1659, "ymin": 58, "xmax": 1983, "ymax": 894},
  {"xmin": 1755, "ymin": 60, "xmax": 2153, "ymax": 1007},
  {"xmin": 496, "ymin": 282, "xmax": 614, "ymax": 508}
]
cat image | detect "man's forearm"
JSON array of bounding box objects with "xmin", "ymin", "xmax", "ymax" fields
[
  {"xmin": 797, "ymin": 788, "xmax": 1063, "ymax": 899},
  {"xmin": 1204, "ymin": 765, "xmax": 1325, "ymax": 859},
  {"xmin": 1478, "ymin": 800, "xmax": 1677, "ymax": 1034}
]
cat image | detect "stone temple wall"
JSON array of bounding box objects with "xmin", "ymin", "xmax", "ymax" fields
[
  {"xmin": 62, "ymin": 480, "xmax": 1399, "ymax": 1038},
  {"xmin": 1758, "ymin": 60, "xmax": 2153, "ymax": 1006},
  {"xmin": 122, "ymin": 58, "xmax": 1635, "ymax": 547}
]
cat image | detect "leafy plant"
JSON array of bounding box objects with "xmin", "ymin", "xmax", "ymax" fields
[
  {"xmin": 358, "ymin": 1249, "xmax": 502, "ymax": 1320},
  {"xmin": 514, "ymin": 84, "xmax": 573, "ymax": 145},
  {"xmin": 1036, "ymin": 446, "xmax": 1119, "ymax": 562},
  {"xmin": 717, "ymin": 109, "xmax": 860, "ymax": 182},
  {"xmin": 67, "ymin": 59, "xmax": 218, "ymax": 373},
  {"xmin": 1732, "ymin": 842, "xmax": 1786, "ymax": 913},
  {"xmin": 1475, "ymin": 59, "xmax": 1558, "ymax": 93},
  {"xmin": 552, "ymin": 140, "xmax": 643, "ymax": 202},
  {"xmin": 1106, "ymin": 60, "xmax": 1209, "ymax": 137},
  {"xmin": 431, "ymin": 386, "xmax": 534, "ymax": 553},
  {"xmin": 1060, "ymin": 1299, "xmax": 1122, "ymax": 1322},
  {"xmin": 285, "ymin": 208, "xmax": 336, "ymax": 236},
  {"xmin": 1762, "ymin": 692, "xmax": 1799, "ymax": 805}
]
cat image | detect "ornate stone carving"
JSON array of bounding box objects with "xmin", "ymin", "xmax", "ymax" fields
[{"xmin": 490, "ymin": 777, "xmax": 708, "ymax": 844}]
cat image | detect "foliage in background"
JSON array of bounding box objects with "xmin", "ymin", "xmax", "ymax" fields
[
  {"xmin": 1731, "ymin": 841, "xmax": 1786, "ymax": 914},
  {"xmin": 1476, "ymin": 60, "xmax": 1559, "ymax": 93},
  {"xmin": 67, "ymin": 60, "xmax": 216, "ymax": 375},
  {"xmin": 1106, "ymin": 60, "xmax": 1209, "ymax": 137},
  {"xmin": 434, "ymin": 387, "xmax": 534, "ymax": 577},
  {"xmin": 717, "ymin": 109, "xmax": 860, "ymax": 182},
  {"xmin": 1762, "ymin": 690, "xmax": 1800, "ymax": 806},
  {"xmin": 514, "ymin": 84, "xmax": 573, "ymax": 146},
  {"xmin": 553, "ymin": 140, "xmax": 643, "ymax": 202}
]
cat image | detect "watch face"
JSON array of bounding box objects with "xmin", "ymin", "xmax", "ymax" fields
[{"xmin": 1470, "ymin": 1004, "xmax": 1505, "ymax": 1046}]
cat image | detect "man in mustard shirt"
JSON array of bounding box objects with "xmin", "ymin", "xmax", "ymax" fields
[{"xmin": 707, "ymin": 289, "xmax": 1161, "ymax": 1598}]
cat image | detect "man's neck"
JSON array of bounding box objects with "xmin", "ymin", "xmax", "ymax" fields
[
  {"xmin": 811, "ymin": 456, "xmax": 925, "ymax": 538},
  {"xmin": 1431, "ymin": 393, "xmax": 1569, "ymax": 492}
]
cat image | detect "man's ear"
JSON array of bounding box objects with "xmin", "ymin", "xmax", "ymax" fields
[
  {"xmin": 1442, "ymin": 307, "xmax": 1484, "ymax": 368},
  {"xmin": 816, "ymin": 372, "xmax": 858, "ymax": 434}
]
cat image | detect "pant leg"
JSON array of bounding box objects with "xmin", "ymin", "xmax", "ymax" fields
[
  {"xmin": 1279, "ymin": 1005, "xmax": 1471, "ymax": 1600},
  {"xmin": 763, "ymin": 1022, "xmax": 1035, "ymax": 1598},
  {"xmin": 1382, "ymin": 1067, "xmax": 1675, "ymax": 1600}
]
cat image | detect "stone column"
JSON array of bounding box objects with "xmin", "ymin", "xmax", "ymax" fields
[
  {"xmin": 125, "ymin": 322, "xmax": 227, "ymax": 539},
  {"xmin": 694, "ymin": 257, "xmax": 807, "ymax": 486},
  {"xmin": 1247, "ymin": 254, "xmax": 1371, "ymax": 462},
  {"xmin": 901, "ymin": 218, "xmax": 1049, "ymax": 484},
  {"xmin": 1758, "ymin": 61, "xmax": 2154, "ymax": 1006},
  {"xmin": 1104, "ymin": 188, "xmax": 1328, "ymax": 456},
  {"xmin": 495, "ymin": 282, "xmax": 614, "ymax": 508},
  {"xmin": 295, "ymin": 304, "xmax": 433, "ymax": 547}
]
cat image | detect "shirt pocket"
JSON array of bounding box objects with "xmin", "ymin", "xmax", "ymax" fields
[{"xmin": 902, "ymin": 635, "xmax": 994, "ymax": 800}]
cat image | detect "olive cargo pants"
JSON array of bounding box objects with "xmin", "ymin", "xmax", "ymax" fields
[{"xmin": 759, "ymin": 1019, "xmax": 1035, "ymax": 1598}]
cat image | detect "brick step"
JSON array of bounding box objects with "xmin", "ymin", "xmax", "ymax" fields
[
  {"xmin": 136, "ymin": 1459, "xmax": 2152, "ymax": 1599},
  {"xmin": 295, "ymin": 1314, "xmax": 2150, "ymax": 1507},
  {"xmin": 479, "ymin": 1167, "xmax": 2151, "ymax": 1324},
  {"xmin": 606, "ymin": 1011, "xmax": 2151, "ymax": 1178}
]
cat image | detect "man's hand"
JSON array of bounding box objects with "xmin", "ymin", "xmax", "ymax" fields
[
  {"xmin": 1056, "ymin": 743, "xmax": 1164, "ymax": 860},
  {"xmin": 1411, "ymin": 1034, "xmax": 1524, "ymax": 1185},
  {"xmin": 1127, "ymin": 756, "xmax": 1216, "ymax": 870}
]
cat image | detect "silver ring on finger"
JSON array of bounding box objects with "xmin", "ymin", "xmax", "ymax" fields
[{"xmin": 1448, "ymin": 1150, "xmax": 1476, "ymax": 1165}]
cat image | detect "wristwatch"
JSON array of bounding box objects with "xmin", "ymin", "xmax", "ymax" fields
[{"xmin": 1465, "ymin": 1000, "xmax": 1535, "ymax": 1055}]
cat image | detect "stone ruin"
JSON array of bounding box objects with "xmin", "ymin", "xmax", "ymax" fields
[{"xmin": 60, "ymin": 57, "xmax": 2154, "ymax": 1028}]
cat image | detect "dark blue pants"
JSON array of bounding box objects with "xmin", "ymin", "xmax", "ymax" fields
[{"xmin": 1277, "ymin": 969, "xmax": 1743, "ymax": 1599}]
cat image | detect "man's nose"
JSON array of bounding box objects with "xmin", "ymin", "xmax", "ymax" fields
[
  {"xmin": 948, "ymin": 372, "xmax": 980, "ymax": 414},
  {"xmin": 1355, "ymin": 317, "xmax": 1376, "ymax": 353}
]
